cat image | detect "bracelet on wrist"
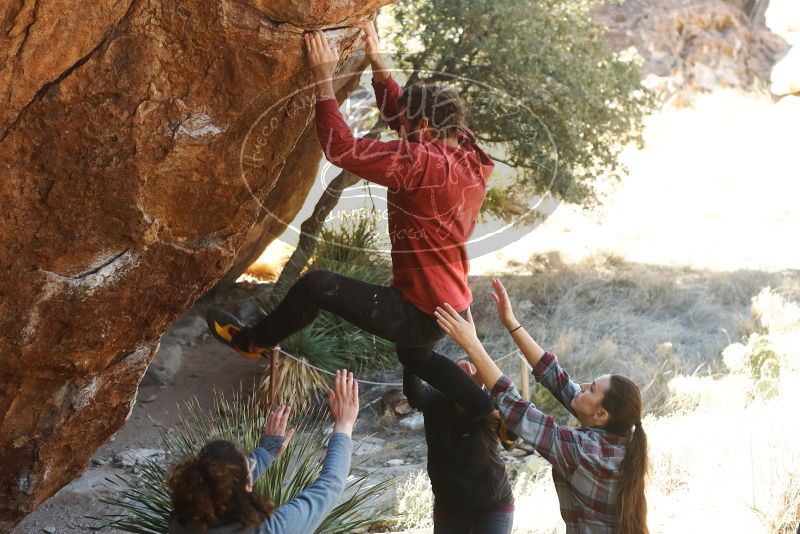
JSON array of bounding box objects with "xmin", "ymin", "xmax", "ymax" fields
[{"xmin": 508, "ymin": 324, "xmax": 523, "ymax": 334}]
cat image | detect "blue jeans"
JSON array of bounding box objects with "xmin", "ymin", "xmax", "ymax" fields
[{"xmin": 433, "ymin": 511, "xmax": 514, "ymax": 534}]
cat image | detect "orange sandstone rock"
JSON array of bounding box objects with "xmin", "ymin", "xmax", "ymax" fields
[{"xmin": 0, "ymin": 0, "xmax": 388, "ymax": 525}]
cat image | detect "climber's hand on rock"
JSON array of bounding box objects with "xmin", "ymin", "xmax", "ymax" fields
[
  {"xmin": 357, "ymin": 20, "xmax": 380, "ymax": 58},
  {"xmin": 356, "ymin": 20, "xmax": 390, "ymax": 82},
  {"xmin": 304, "ymin": 30, "xmax": 339, "ymax": 83}
]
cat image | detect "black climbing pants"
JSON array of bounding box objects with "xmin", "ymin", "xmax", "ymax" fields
[
  {"xmin": 433, "ymin": 511, "xmax": 514, "ymax": 534},
  {"xmin": 245, "ymin": 270, "xmax": 493, "ymax": 417}
]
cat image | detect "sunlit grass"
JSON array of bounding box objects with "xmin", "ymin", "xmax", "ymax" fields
[
  {"xmin": 390, "ymin": 287, "xmax": 800, "ymax": 533},
  {"xmin": 470, "ymin": 90, "xmax": 800, "ymax": 275}
]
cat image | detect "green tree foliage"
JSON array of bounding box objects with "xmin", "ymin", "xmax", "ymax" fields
[{"xmin": 386, "ymin": 0, "xmax": 655, "ymax": 216}]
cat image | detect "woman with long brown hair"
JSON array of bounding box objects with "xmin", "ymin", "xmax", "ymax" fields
[{"xmin": 435, "ymin": 280, "xmax": 649, "ymax": 534}]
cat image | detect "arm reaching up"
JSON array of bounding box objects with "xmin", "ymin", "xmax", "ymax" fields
[
  {"xmin": 492, "ymin": 278, "xmax": 546, "ymax": 367},
  {"xmin": 256, "ymin": 369, "xmax": 359, "ymax": 534},
  {"xmin": 491, "ymin": 279, "xmax": 578, "ymax": 412},
  {"xmin": 304, "ymin": 29, "xmax": 427, "ymax": 190},
  {"xmin": 433, "ymin": 304, "xmax": 503, "ymax": 391},
  {"xmin": 357, "ymin": 20, "xmax": 390, "ymax": 82},
  {"xmin": 357, "ymin": 20, "xmax": 405, "ymax": 134},
  {"xmin": 304, "ymin": 30, "xmax": 338, "ymax": 101},
  {"xmin": 248, "ymin": 405, "xmax": 295, "ymax": 483},
  {"xmin": 434, "ymin": 305, "xmax": 582, "ymax": 476}
]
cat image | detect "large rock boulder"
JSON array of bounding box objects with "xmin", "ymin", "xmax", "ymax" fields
[
  {"xmin": 0, "ymin": 0, "xmax": 388, "ymax": 526},
  {"xmin": 592, "ymin": 0, "xmax": 788, "ymax": 97},
  {"xmin": 214, "ymin": 51, "xmax": 368, "ymax": 289}
]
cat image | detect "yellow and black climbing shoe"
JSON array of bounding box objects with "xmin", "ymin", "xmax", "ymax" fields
[
  {"xmin": 498, "ymin": 421, "xmax": 522, "ymax": 451},
  {"xmin": 206, "ymin": 309, "xmax": 265, "ymax": 360}
]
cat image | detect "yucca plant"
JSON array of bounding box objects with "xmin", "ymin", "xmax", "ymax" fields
[
  {"xmin": 256, "ymin": 215, "xmax": 396, "ymax": 407},
  {"xmin": 95, "ymin": 388, "xmax": 395, "ymax": 533},
  {"xmin": 302, "ymin": 216, "xmax": 395, "ymax": 373},
  {"xmin": 313, "ymin": 222, "xmax": 390, "ymax": 285},
  {"xmin": 257, "ymin": 353, "xmax": 329, "ymax": 410}
]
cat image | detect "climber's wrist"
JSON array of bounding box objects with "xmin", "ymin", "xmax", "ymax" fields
[
  {"xmin": 370, "ymin": 55, "xmax": 390, "ymax": 82},
  {"xmin": 314, "ymin": 78, "xmax": 336, "ymax": 101}
]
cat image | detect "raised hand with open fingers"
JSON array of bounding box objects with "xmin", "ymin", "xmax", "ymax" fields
[
  {"xmin": 491, "ymin": 278, "xmax": 519, "ymax": 331},
  {"xmin": 434, "ymin": 303, "xmax": 482, "ymax": 354},
  {"xmin": 262, "ymin": 405, "xmax": 295, "ymax": 457},
  {"xmin": 327, "ymin": 369, "xmax": 360, "ymax": 437}
]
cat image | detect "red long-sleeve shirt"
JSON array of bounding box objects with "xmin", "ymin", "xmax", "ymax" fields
[{"xmin": 314, "ymin": 76, "xmax": 494, "ymax": 315}]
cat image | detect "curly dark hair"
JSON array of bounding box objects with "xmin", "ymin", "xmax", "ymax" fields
[
  {"xmin": 168, "ymin": 440, "xmax": 275, "ymax": 530},
  {"xmin": 397, "ymin": 83, "xmax": 467, "ymax": 139}
]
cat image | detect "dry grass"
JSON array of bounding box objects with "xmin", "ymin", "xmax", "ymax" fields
[
  {"xmin": 244, "ymin": 240, "xmax": 294, "ymax": 282},
  {"xmin": 455, "ymin": 252, "xmax": 797, "ymax": 417},
  {"xmin": 244, "ymin": 261, "xmax": 280, "ymax": 282},
  {"xmin": 255, "ymin": 353, "xmax": 328, "ymax": 410},
  {"xmin": 391, "ymin": 284, "xmax": 800, "ymax": 534},
  {"xmin": 394, "ymin": 470, "xmax": 434, "ymax": 531}
]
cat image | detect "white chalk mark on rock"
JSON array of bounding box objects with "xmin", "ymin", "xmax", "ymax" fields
[
  {"xmin": 39, "ymin": 250, "xmax": 136, "ymax": 291},
  {"xmin": 174, "ymin": 112, "xmax": 224, "ymax": 139}
]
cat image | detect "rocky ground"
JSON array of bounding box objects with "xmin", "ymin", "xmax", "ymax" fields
[
  {"xmin": 12, "ymin": 286, "xmax": 545, "ymax": 534},
  {"xmin": 12, "ymin": 304, "xmax": 255, "ymax": 534},
  {"xmin": 591, "ymin": 0, "xmax": 788, "ymax": 100},
  {"xmin": 15, "ymin": 259, "xmax": 794, "ymax": 533}
]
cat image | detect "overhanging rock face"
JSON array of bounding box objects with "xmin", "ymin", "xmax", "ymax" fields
[{"xmin": 0, "ymin": 0, "xmax": 388, "ymax": 525}]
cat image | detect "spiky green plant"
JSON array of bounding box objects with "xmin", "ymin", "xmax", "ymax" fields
[
  {"xmin": 281, "ymin": 312, "xmax": 390, "ymax": 374},
  {"xmin": 95, "ymin": 389, "xmax": 394, "ymax": 533},
  {"xmin": 306, "ymin": 215, "xmax": 395, "ymax": 372},
  {"xmin": 313, "ymin": 215, "xmax": 392, "ymax": 282}
]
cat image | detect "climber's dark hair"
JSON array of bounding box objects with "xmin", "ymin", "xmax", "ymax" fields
[
  {"xmin": 601, "ymin": 375, "xmax": 649, "ymax": 534},
  {"xmin": 397, "ymin": 83, "xmax": 466, "ymax": 139},
  {"xmin": 168, "ymin": 440, "xmax": 274, "ymax": 529}
]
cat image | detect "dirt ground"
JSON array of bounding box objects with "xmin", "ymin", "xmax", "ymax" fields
[
  {"xmin": 11, "ymin": 291, "xmax": 445, "ymax": 534},
  {"xmin": 12, "ymin": 306, "xmax": 258, "ymax": 534},
  {"xmin": 14, "ymin": 258, "xmax": 796, "ymax": 533}
]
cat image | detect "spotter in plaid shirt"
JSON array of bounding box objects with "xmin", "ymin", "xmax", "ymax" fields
[{"xmin": 490, "ymin": 352, "xmax": 630, "ymax": 533}]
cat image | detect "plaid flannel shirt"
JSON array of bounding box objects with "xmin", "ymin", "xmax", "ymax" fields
[{"xmin": 490, "ymin": 352, "xmax": 630, "ymax": 533}]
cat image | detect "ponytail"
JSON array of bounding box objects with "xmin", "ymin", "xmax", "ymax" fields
[
  {"xmin": 603, "ymin": 376, "xmax": 649, "ymax": 534},
  {"xmin": 617, "ymin": 421, "xmax": 648, "ymax": 534}
]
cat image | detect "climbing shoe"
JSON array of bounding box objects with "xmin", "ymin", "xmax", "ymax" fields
[
  {"xmin": 206, "ymin": 308, "xmax": 265, "ymax": 360},
  {"xmin": 498, "ymin": 421, "xmax": 522, "ymax": 451}
]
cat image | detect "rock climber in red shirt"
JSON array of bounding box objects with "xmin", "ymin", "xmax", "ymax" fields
[{"xmin": 209, "ymin": 23, "xmax": 511, "ymax": 436}]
